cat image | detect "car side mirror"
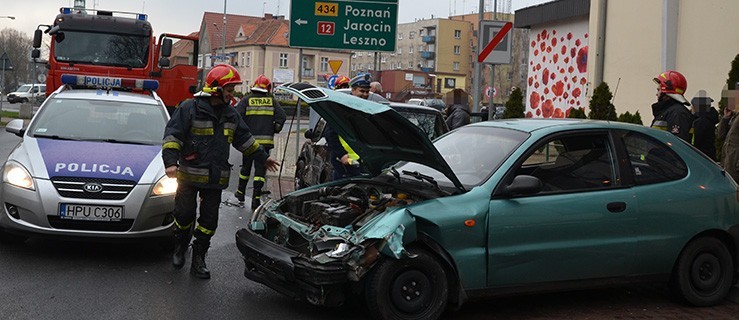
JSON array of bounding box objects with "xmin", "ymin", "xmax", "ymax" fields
[
  {"xmin": 503, "ymin": 175, "xmax": 542, "ymax": 196},
  {"xmin": 161, "ymin": 38, "xmax": 173, "ymax": 57},
  {"xmin": 31, "ymin": 49, "xmax": 40, "ymax": 59},
  {"xmin": 5, "ymin": 119, "xmax": 26, "ymax": 137},
  {"xmin": 33, "ymin": 29, "xmax": 42, "ymax": 48},
  {"xmin": 158, "ymin": 56, "xmax": 170, "ymax": 67}
]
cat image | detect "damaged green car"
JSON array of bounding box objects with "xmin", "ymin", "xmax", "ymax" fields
[{"xmin": 236, "ymin": 83, "xmax": 739, "ymax": 319}]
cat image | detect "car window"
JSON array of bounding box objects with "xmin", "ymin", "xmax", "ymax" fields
[
  {"xmin": 516, "ymin": 133, "xmax": 616, "ymax": 192},
  {"xmin": 619, "ymin": 131, "xmax": 688, "ymax": 185},
  {"xmin": 395, "ymin": 110, "xmax": 445, "ymax": 139},
  {"xmin": 29, "ymin": 98, "xmax": 167, "ymax": 145}
]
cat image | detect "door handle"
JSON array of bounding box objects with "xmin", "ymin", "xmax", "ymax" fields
[{"xmin": 607, "ymin": 202, "xmax": 626, "ymax": 213}]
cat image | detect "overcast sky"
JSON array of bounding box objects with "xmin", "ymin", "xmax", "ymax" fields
[{"xmin": 1, "ymin": 0, "xmax": 549, "ymax": 38}]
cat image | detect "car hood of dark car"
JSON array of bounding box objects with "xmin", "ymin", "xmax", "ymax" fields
[{"xmin": 277, "ymin": 82, "xmax": 464, "ymax": 191}]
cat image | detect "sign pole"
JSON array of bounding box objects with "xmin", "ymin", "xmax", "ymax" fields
[
  {"xmin": 488, "ymin": 4, "xmax": 498, "ymax": 120},
  {"xmin": 296, "ymin": 48, "xmax": 303, "ymax": 161},
  {"xmin": 1, "ymin": 58, "xmax": 5, "ymax": 115},
  {"xmin": 472, "ymin": 0, "xmax": 484, "ymax": 112}
]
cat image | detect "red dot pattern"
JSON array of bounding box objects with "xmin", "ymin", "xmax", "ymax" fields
[{"xmin": 527, "ymin": 28, "xmax": 589, "ymax": 118}]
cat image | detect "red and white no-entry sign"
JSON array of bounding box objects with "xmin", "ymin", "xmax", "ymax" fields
[{"xmin": 477, "ymin": 21, "xmax": 513, "ymax": 64}]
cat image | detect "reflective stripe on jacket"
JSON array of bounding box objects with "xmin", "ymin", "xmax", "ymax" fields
[{"xmin": 162, "ymin": 97, "xmax": 268, "ymax": 189}]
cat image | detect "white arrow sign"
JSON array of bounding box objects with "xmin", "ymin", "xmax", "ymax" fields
[{"xmin": 294, "ymin": 19, "xmax": 307, "ymax": 26}]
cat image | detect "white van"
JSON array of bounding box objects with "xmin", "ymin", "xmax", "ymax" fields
[{"xmin": 7, "ymin": 84, "xmax": 46, "ymax": 104}]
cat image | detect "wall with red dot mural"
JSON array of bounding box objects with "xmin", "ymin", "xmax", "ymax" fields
[{"xmin": 525, "ymin": 19, "xmax": 589, "ymax": 119}]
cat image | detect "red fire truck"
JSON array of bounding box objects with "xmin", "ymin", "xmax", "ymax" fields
[{"xmin": 32, "ymin": 7, "xmax": 199, "ymax": 110}]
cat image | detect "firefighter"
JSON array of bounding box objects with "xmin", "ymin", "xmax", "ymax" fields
[
  {"xmin": 324, "ymin": 74, "xmax": 371, "ymax": 180},
  {"xmin": 651, "ymin": 70, "xmax": 693, "ymax": 142},
  {"xmin": 334, "ymin": 75, "xmax": 350, "ymax": 89},
  {"xmin": 234, "ymin": 75, "xmax": 286, "ymax": 209},
  {"xmin": 162, "ymin": 64, "xmax": 279, "ymax": 279}
]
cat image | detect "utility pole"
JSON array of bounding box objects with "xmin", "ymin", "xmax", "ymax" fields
[
  {"xmin": 472, "ymin": 0, "xmax": 484, "ymax": 112},
  {"xmin": 488, "ymin": 0, "xmax": 497, "ymax": 120},
  {"xmin": 222, "ymin": 0, "xmax": 227, "ymax": 59}
]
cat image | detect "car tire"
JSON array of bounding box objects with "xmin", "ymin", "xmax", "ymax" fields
[
  {"xmin": 295, "ymin": 159, "xmax": 306, "ymax": 190},
  {"xmin": 365, "ymin": 248, "xmax": 448, "ymax": 320},
  {"xmin": 670, "ymin": 237, "xmax": 734, "ymax": 306}
]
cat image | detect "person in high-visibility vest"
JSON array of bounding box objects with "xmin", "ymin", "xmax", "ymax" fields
[
  {"xmin": 234, "ymin": 75, "xmax": 286, "ymax": 210},
  {"xmin": 324, "ymin": 74, "xmax": 371, "ymax": 180}
]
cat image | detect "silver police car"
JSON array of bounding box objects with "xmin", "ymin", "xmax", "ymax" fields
[{"xmin": 0, "ymin": 75, "xmax": 176, "ymax": 242}]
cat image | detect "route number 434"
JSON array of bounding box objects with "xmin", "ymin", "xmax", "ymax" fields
[{"xmin": 315, "ymin": 2, "xmax": 338, "ymax": 17}]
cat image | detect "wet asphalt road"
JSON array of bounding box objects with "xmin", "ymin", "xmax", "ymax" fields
[{"xmin": 2, "ymin": 126, "xmax": 739, "ymax": 319}]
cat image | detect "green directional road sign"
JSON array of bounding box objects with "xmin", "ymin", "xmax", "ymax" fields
[{"xmin": 289, "ymin": 0, "xmax": 398, "ymax": 52}]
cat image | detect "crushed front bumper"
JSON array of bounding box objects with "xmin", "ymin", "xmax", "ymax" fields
[{"xmin": 235, "ymin": 228, "xmax": 350, "ymax": 306}]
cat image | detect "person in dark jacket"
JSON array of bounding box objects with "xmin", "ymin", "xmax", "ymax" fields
[
  {"xmin": 690, "ymin": 91, "xmax": 718, "ymax": 161},
  {"xmin": 162, "ymin": 65, "xmax": 279, "ymax": 279},
  {"xmin": 445, "ymin": 104, "xmax": 470, "ymax": 130},
  {"xmin": 325, "ymin": 74, "xmax": 370, "ymax": 180},
  {"xmin": 234, "ymin": 75, "xmax": 287, "ymax": 209},
  {"xmin": 650, "ymin": 70, "xmax": 693, "ymax": 142}
]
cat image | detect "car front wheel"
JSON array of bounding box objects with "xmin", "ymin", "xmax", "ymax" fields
[
  {"xmin": 365, "ymin": 248, "xmax": 448, "ymax": 320},
  {"xmin": 670, "ymin": 237, "xmax": 734, "ymax": 306}
]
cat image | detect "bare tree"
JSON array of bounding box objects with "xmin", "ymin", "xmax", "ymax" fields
[{"xmin": 0, "ymin": 28, "xmax": 33, "ymax": 94}]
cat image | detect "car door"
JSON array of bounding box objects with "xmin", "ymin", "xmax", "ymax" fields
[{"xmin": 487, "ymin": 131, "xmax": 638, "ymax": 287}]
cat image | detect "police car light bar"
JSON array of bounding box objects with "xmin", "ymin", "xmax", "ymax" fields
[{"xmin": 61, "ymin": 74, "xmax": 159, "ymax": 91}]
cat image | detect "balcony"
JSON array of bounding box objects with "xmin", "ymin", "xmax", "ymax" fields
[
  {"xmin": 420, "ymin": 51, "xmax": 435, "ymax": 59},
  {"xmin": 420, "ymin": 67, "xmax": 435, "ymax": 73},
  {"xmin": 422, "ymin": 35, "xmax": 435, "ymax": 43}
]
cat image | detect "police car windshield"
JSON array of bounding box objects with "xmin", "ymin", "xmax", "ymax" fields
[
  {"xmin": 29, "ymin": 98, "xmax": 166, "ymax": 145},
  {"xmin": 54, "ymin": 31, "xmax": 149, "ymax": 68}
]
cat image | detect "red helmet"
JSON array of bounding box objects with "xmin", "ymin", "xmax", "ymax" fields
[
  {"xmin": 334, "ymin": 75, "xmax": 350, "ymax": 89},
  {"xmin": 252, "ymin": 75, "xmax": 272, "ymax": 93},
  {"xmin": 203, "ymin": 64, "xmax": 242, "ymax": 96},
  {"xmin": 654, "ymin": 70, "xmax": 689, "ymax": 104}
]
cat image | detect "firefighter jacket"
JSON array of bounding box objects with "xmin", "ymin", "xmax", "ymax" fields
[
  {"xmin": 162, "ymin": 97, "xmax": 268, "ymax": 189},
  {"xmin": 650, "ymin": 97, "xmax": 693, "ymax": 142},
  {"xmin": 234, "ymin": 92, "xmax": 287, "ymax": 147}
]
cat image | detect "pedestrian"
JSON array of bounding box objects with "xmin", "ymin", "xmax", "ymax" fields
[
  {"xmin": 690, "ymin": 91, "xmax": 718, "ymax": 160},
  {"xmin": 445, "ymin": 104, "xmax": 471, "ymax": 130},
  {"xmin": 370, "ymin": 81, "xmax": 383, "ymax": 95},
  {"xmin": 324, "ymin": 74, "xmax": 371, "ymax": 180},
  {"xmin": 162, "ymin": 64, "xmax": 279, "ymax": 279},
  {"xmin": 719, "ymin": 82, "xmax": 739, "ymax": 181},
  {"xmin": 234, "ymin": 75, "xmax": 286, "ymax": 209},
  {"xmin": 650, "ymin": 70, "xmax": 693, "ymax": 142}
]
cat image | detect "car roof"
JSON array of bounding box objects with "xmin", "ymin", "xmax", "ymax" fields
[
  {"xmin": 472, "ymin": 118, "xmax": 651, "ymax": 134},
  {"xmin": 49, "ymin": 87, "xmax": 163, "ymax": 106},
  {"xmin": 389, "ymin": 102, "xmax": 443, "ymax": 114}
]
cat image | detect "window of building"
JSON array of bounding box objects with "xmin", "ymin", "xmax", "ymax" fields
[
  {"xmin": 409, "ymin": 46, "xmax": 414, "ymax": 53},
  {"xmin": 409, "ymin": 31, "xmax": 416, "ymax": 39},
  {"xmin": 453, "ymin": 61, "xmax": 460, "ymax": 71},
  {"xmin": 419, "ymin": 45, "xmax": 424, "ymax": 52},
  {"xmin": 454, "ymin": 30, "xmax": 462, "ymax": 39},
  {"xmin": 381, "ymin": 55, "xmax": 387, "ymax": 63},
  {"xmin": 239, "ymin": 52, "xmax": 245, "ymax": 66},
  {"xmin": 398, "ymin": 32, "xmax": 403, "ymax": 40},
  {"xmin": 454, "ymin": 46, "xmax": 461, "ymax": 55},
  {"xmin": 368, "ymin": 63, "xmax": 373, "ymax": 70},
  {"xmin": 420, "ymin": 29, "xmax": 426, "ymax": 36},
  {"xmin": 358, "ymin": 52, "xmax": 363, "ymax": 57},
  {"xmin": 246, "ymin": 52, "xmax": 251, "ymax": 67},
  {"xmin": 279, "ymin": 53, "xmax": 288, "ymax": 68},
  {"xmin": 398, "ymin": 48, "xmax": 402, "ymax": 55},
  {"xmin": 320, "ymin": 57, "xmax": 329, "ymax": 72}
]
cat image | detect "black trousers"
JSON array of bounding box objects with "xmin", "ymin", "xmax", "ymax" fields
[
  {"xmin": 173, "ymin": 183, "xmax": 222, "ymax": 241},
  {"xmin": 237, "ymin": 145, "xmax": 272, "ymax": 195}
]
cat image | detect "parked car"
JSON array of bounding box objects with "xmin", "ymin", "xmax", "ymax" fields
[
  {"xmin": 295, "ymin": 101, "xmax": 448, "ymax": 189},
  {"xmin": 408, "ymin": 98, "xmax": 446, "ymax": 112},
  {"xmin": 7, "ymin": 84, "xmax": 46, "ymax": 103},
  {"xmin": 237, "ymin": 82, "xmax": 739, "ymax": 320},
  {"xmin": 0, "ymin": 75, "xmax": 176, "ymax": 243}
]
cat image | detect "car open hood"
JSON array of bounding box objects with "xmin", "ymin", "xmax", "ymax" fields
[{"xmin": 277, "ymin": 83, "xmax": 464, "ymax": 191}]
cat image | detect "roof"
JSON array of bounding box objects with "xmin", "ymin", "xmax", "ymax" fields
[
  {"xmin": 514, "ymin": 0, "xmax": 590, "ymax": 29},
  {"xmin": 171, "ymin": 31, "xmax": 198, "ymax": 58},
  {"xmin": 201, "ymin": 12, "xmax": 287, "ymax": 51}
]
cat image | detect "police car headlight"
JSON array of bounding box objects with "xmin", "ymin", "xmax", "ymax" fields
[
  {"xmin": 3, "ymin": 161, "xmax": 35, "ymax": 191},
  {"xmin": 151, "ymin": 175, "xmax": 178, "ymax": 196}
]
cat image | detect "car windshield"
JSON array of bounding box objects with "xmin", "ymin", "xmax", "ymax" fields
[
  {"xmin": 15, "ymin": 85, "xmax": 33, "ymax": 92},
  {"xmin": 54, "ymin": 31, "xmax": 149, "ymax": 68},
  {"xmin": 394, "ymin": 126, "xmax": 529, "ymax": 187},
  {"xmin": 28, "ymin": 98, "xmax": 167, "ymax": 145}
]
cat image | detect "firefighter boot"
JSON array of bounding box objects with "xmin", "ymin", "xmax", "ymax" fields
[
  {"xmin": 235, "ymin": 175, "xmax": 249, "ymax": 203},
  {"xmin": 172, "ymin": 229, "xmax": 192, "ymax": 270},
  {"xmin": 251, "ymin": 189, "xmax": 261, "ymax": 210},
  {"xmin": 190, "ymin": 240, "xmax": 211, "ymax": 279}
]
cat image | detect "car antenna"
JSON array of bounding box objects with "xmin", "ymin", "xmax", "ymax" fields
[{"xmin": 606, "ymin": 77, "xmax": 621, "ymax": 122}]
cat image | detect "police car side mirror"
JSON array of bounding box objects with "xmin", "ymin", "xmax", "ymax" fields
[{"xmin": 5, "ymin": 119, "xmax": 26, "ymax": 137}]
